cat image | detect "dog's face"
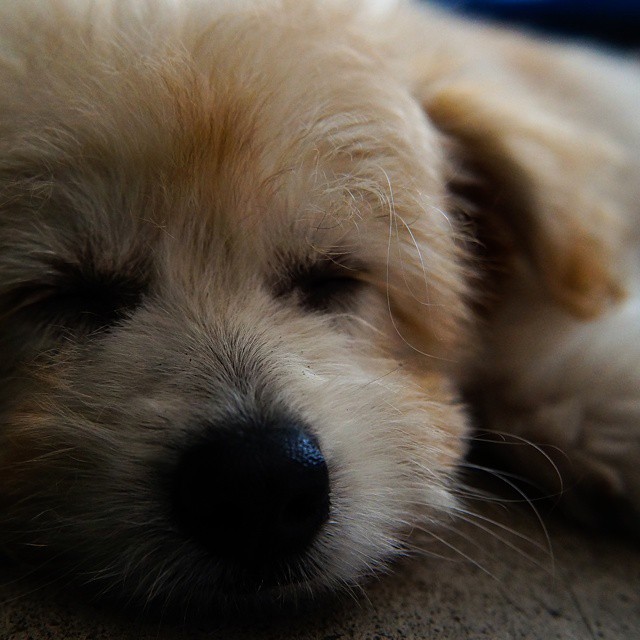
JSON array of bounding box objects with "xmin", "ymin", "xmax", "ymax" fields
[{"xmin": 0, "ymin": 0, "xmax": 475, "ymax": 614}]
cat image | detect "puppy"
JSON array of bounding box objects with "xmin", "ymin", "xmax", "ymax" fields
[{"xmin": 0, "ymin": 0, "xmax": 638, "ymax": 617}]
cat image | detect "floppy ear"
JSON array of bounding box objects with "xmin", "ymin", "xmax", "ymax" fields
[{"xmin": 421, "ymin": 81, "xmax": 627, "ymax": 318}]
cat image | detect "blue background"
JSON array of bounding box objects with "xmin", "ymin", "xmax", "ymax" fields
[{"xmin": 431, "ymin": 1, "xmax": 640, "ymax": 47}]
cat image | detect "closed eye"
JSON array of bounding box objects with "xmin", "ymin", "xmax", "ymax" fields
[
  {"xmin": 5, "ymin": 259, "xmax": 147, "ymax": 334},
  {"xmin": 278, "ymin": 257, "xmax": 366, "ymax": 313}
]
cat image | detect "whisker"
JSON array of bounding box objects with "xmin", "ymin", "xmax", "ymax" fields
[
  {"xmin": 450, "ymin": 511, "xmax": 552, "ymax": 571},
  {"xmin": 472, "ymin": 429, "xmax": 567, "ymax": 493},
  {"xmin": 418, "ymin": 526, "xmax": 500, "ymax": 581}
]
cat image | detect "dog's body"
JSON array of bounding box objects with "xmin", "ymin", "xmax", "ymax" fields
[{"xmin": 0, "ymin": 0, "xmax": 638, "ymax": 616}]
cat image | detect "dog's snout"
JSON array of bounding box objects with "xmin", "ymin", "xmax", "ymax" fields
[{"xmin": 173, "ymin": 422, "xmax": 330, "ymax": 568}]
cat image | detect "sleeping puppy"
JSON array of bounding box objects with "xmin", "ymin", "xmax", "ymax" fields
[{"xmin": 0, "ymin": 0, "xmax": 638, "ymax": 617}]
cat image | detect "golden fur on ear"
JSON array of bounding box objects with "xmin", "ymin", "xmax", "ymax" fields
[{"xmin": 421, "ymin": 81, "xmax": 627, "ymax": 318}]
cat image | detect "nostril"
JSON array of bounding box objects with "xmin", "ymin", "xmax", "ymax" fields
[{"xmin": 172, "ymin": 422, "xmax": 330, "ymax": 568}]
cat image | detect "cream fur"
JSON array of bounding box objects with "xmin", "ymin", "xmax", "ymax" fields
[{"xmin": 0, "ymin": 0, "xmax": 638, "ymax": 617}]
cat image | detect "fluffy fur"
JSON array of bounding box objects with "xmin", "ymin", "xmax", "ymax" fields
[{"xmin": 0, "ymin": 0, "xmax": 638, "ymax": 617}]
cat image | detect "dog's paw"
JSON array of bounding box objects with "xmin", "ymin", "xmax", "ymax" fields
[
  {"xmin": 474, "ymin": 293, "xmax": 640, "ymax": 536},
  {"xmin": 487, "ymin": 392, "xmax": 640, "ymax": 535}
]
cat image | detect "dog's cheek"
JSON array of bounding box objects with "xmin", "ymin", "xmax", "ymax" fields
[
  {"xmin": 0, "ymin": 402, "xmax": 178, "ymax": 606},
  {"xmin": 0, "ymin": 369, "xmax": 149, "ymax": 550},
  {"xmin": 288, "ymin": 359, "xmax": 469, "ymax": 578},
  {"xmin": 407, "ymin": 370, "xmax": 469, "ymax": 468},
  {"xmin": 392, "ymin": 370, "xmax": 469, "ymax": 516},
  {"xmin": 0, "ymin": 407, "xmax": 73, "ymax": 561}
]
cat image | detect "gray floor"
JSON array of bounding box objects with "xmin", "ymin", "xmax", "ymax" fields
[{"xmin": 1, "ymin": 504, "xmax": 639, "ymax": 640}]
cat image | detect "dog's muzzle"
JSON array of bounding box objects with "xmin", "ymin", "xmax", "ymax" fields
[{"xmin": 172, "ymin": 420, "xmax": 330, "ymax": 584}]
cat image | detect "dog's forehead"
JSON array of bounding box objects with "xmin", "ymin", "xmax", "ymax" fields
[{"xmin": 0, "ymin": 0, "xmax": 450, "ymax": 277}]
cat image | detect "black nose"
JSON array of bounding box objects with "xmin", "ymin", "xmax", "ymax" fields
[{"xmin": 172, "ymin": 422, "xmax": 330, "ymax": 570}]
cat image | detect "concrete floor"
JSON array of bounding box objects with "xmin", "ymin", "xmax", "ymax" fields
[{"xmin": 1, "ymin": 502, "xmax": 639, "ymax": 640}]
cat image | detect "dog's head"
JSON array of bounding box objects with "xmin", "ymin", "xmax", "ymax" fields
[
  {"xmin": 0, "ymin": 0, "xmax": 472, "ymax": 613},
  {"xmin": 0, "ymin": 0, "xmax": 623, "ymax": 617}
]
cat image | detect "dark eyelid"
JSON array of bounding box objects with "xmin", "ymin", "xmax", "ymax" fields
[
  {"xmin": 275, "ymin": 253, "xmax": 367, "ymax": 313},
  {"xmin": 275, "ymin": 254, "xmax": 361, "ymax": 291},
  {"xmin": 3, "ymin": 257, "xmax": 148, "ymax": 331}
]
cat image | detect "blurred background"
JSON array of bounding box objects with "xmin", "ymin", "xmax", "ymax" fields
[{"xmin": 430, "ymin": 1, "xmax": 640, "ymax": 48}]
